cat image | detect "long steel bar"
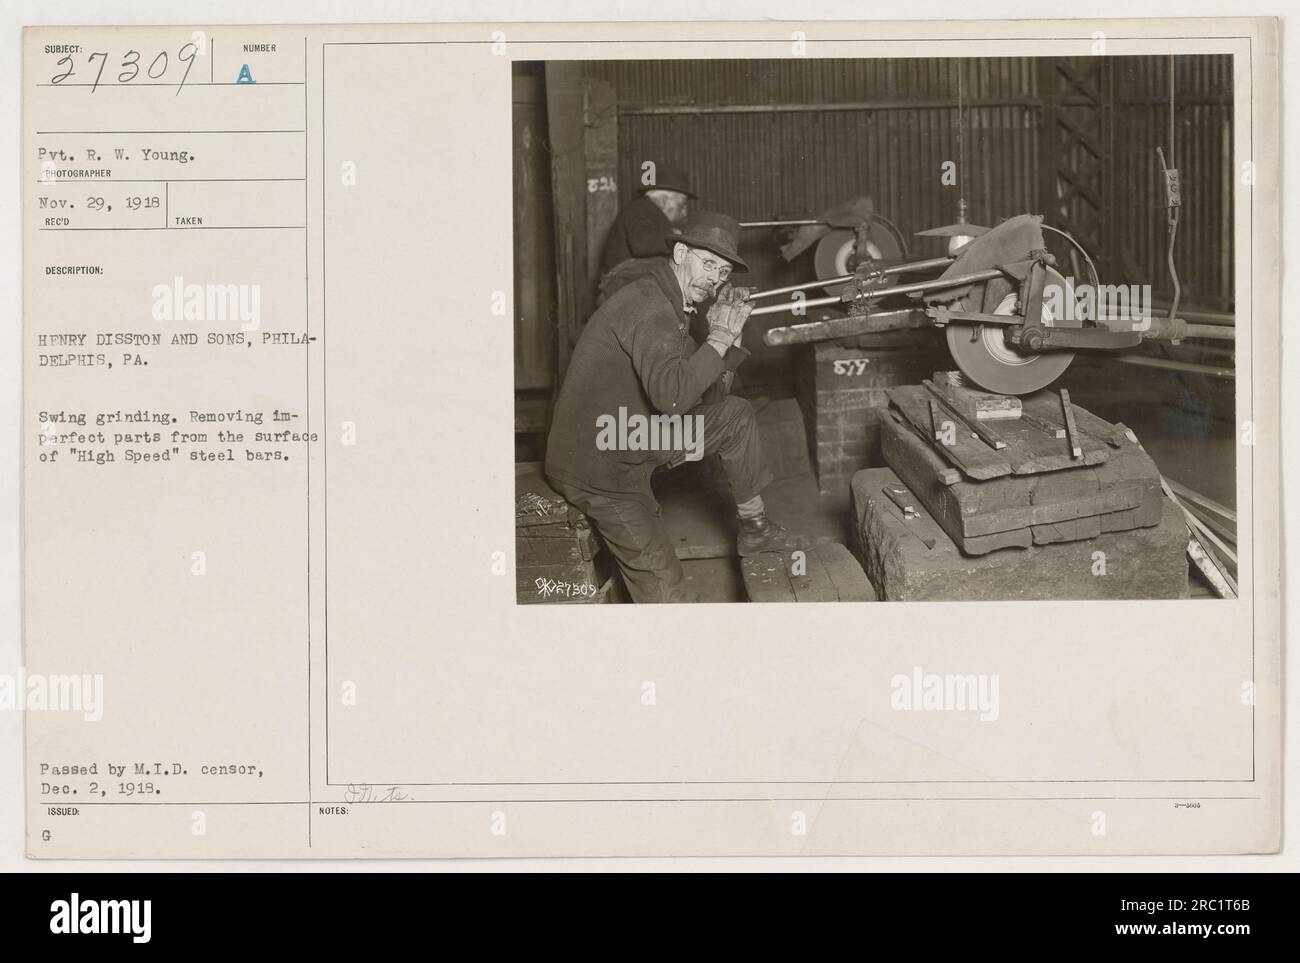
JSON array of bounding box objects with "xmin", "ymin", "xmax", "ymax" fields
[
  {"xmin": 1181, "ymin": 322, "xmax": 1235, "ymax": 341},
  {"xmin": 738, "ymin": 219, "xmax": 823, "ymax": 228},
  {"xmin": 746, "ymin": 255, "xmax": 957, "ymax": 302},
  {"xmin": 1109, "ymin": 355, "xmax": 1235, "ymax": 379},
  {"xmin": 1164, "ymin": 479, "xmax": 1237, "ymax": 523},
  {"xmin": 749, "ymin": 267, "xmax": 1004, "ymax": 318}
]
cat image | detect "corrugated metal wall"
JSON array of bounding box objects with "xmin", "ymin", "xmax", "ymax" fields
[
  {"xmin": 584, "ymin": 55, "xmax": 1233, "ymax": 309},
  {"xmin": 1111, "ymin": 56, "xmax": 1235, "ymax": 309}
]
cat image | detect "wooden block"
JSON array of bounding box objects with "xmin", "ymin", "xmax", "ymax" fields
[
  {"xmin": 1019, "ymin": 390, "xmax": 1120, "ymax": 454},
  {"xmin": 888, "ymin": 385, "xmax": 1013, "ymax": 479},
  {"xmin": 879, "ymin": 413, "xmax": 1163, "ymax": 553},
  {"xmin": 517, "ymin": 540, "xmax": 618, "ymax": 603},
  {"xmin": 1031, "ymin": 515, "xmax": 1101, "ymax": 544},
  {"xmin": 1112, "ymin": 422, "xmax": 1141, "ymax": 445},
  {"xmin": 790, "ymin": 548, "xmax": 841, "ymax": 602},
  {"xmin": 994, "ymin": 398, "xmax": 1110, "ymax": 473},
  {"xmin": 818, "ymin": 543, "xmax": 879, "ymax": 600},
  {"xmin": 932, "ymin": 370, "xmax": 1023, "ymax": 420},
  {"xmin": 928, "ymin": 399, "xmax": 943, "ymax": 441},
  {"xmin": 1069, "ymin": 405, "xmax": 1127, "ymax": 448},
  {"xmin": 861, "ymin": 480, "xmax": 943, "ymax": 552},
  {"xmin": 515, "ymin": 461, "xmax": 616, "ymax": 600},
  {"xmin": 742, "ymin": 542, "xmax": 877, "ymax": 603},
  {"xmin": 1019, "ymin": 412, "xmax": 1066, "ymax": 438},
  {"xmin": 517, "ymin": 553, "xmax": 601, "ymax": 604},
  {"xmin": 1059, "ymin": 388, "xmax": 1084, "ymax": 458},
  {"xmin": 517, "ymin": 528, "xmax": 599, "ymax": 566},
  {"xmin": 852, "ymin": 468, "xmax": 1189, "ymax": 601},
  {"xmin": 742, "ymin": 552, "xmax": 795, "ymax": 602},
  {"xmin": 894, "ymin": 385, "xmax": 1112, "ymax": 479},
  {"xmin": 515, "ymin": 462, "xmax": 602, "ymax": 562},
  {"xmin": 881, "ymin": 483, "xmax": 918, "ymax": 515},
  {"xmin": 515, "ymin": 461, "xmax": 571, "ymax": 530},
  {"xmin": 923, "ymin": 380, "xmax": 1008, "ymax": 449}
]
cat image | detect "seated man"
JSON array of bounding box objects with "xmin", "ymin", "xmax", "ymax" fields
[{"xmin": 545, "ymin": 211, "xmax": 809, "ymax": 603}]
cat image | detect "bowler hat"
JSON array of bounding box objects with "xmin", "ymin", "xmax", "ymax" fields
[
  {"xmin": 667, "ymin": 211, "xmax": 750, "ymax": 272},
  {"xmin": 637, "ymin": 161, "xmax": 696, "ymax": 199}
]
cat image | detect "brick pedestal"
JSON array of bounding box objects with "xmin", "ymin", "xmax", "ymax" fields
[{"xmin": 797, "ymin": 333, "xmax": 948, "ymax": 497}]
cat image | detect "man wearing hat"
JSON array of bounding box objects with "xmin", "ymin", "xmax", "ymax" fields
[
  {"xmin": 546, "ymin": 211, "xmax": 811, "ymax": 603},
  {"xmin": 597, "ymin": 160, "xmax": 694, "ymax": 298}
]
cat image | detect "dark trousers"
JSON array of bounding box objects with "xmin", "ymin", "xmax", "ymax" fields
[{"xmin": 555, "ymin": 396, "xmax": 771, "ymax": 603}]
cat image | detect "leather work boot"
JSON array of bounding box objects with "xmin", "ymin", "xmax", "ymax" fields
[{"xmin": 736, "ymin": 513, "xmax": 815, "ymax": 557}]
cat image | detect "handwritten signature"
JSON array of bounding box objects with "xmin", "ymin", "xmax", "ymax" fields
[{"xmin": 344, "ymin": 784, "xmax": 412, "ymax": 804}]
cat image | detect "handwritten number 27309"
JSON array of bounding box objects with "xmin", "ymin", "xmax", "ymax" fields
[{"xmin": 50, "ymin": 43, "xmax": 200, "ymax": 95}]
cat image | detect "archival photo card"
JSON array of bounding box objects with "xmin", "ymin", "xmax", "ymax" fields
[{"xmin": 21, "ymin": 18, "xmax": 1280, "ymax": 858}]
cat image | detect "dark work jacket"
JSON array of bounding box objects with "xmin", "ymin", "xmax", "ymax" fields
[
  {"xmin": 600, "ymin": 195, "xmax": 673, "ymax": 276},
  {"xmin": 545, "ymin": 259, "xmax": 746, "ymax": 509}
]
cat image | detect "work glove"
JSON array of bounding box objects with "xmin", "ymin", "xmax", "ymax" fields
[{"xmin": 706, "ymin": 284, "xmax": 754, "ymax": 348}]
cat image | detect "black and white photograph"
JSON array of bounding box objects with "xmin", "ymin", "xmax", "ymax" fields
[{"xmin": 514, "ymin": 55, "xmax": 1238, "ymax": 603}]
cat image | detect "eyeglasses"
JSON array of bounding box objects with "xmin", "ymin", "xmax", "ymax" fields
[{"xmin": 687, "ymin": 249, "xmax": 732, "ymax": 282}]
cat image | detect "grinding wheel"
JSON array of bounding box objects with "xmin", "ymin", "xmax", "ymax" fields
[
  {"xmin": 813, "ymin": 223, "xmax": 904, "ymax": 298},
  {"xmin": 944, "ymin": 267, "xmax": 1079, "ymax": 395}
]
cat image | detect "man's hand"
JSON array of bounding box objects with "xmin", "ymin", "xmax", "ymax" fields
[{"xmin": 706, "ymin": 284, "xmax": 754, "ymax": 351}]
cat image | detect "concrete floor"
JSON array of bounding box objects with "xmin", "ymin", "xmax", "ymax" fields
[{"xmin": 676, "ymin": 474, "xmax": 852, "ymax": 603}]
